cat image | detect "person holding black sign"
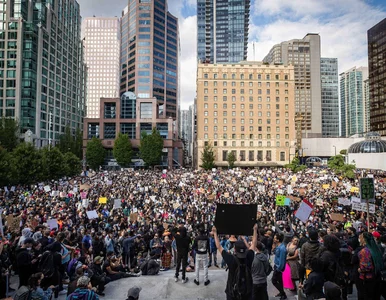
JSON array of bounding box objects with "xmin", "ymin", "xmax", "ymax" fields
[{"xmin": 212, "ymin": 225, "xmax": 256, "ymax": 300}]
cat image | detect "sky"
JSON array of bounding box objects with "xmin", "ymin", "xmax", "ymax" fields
[{"xmin": 77, "ymin": 0, "xmax": 386, "ymax": 110}]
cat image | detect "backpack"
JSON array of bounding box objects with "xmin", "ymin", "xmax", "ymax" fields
[
  {"xmin": 38, "ymin": 251, "xmax": 55, "ymax": 279},
  {"xmin": 332, "ymin": 258, "xmax": 346, "ymax": 287},
  {"xmin": 140, "ymin": 260, "xmax": 149, "ymax": 275},
  {"xmin": 230, "ymin": 257, "xmax": 252, "ymax": 300},
  {"xmin": 67, "ymin": 258, "xmax": 79, "ymax": 278},
  {"xmin": 13, "ymin": 286, "xmax": 32, "ymax": 300},
  {"xmin": 265, "ymin": 261, "xmax": 273, "ymax": 276}
]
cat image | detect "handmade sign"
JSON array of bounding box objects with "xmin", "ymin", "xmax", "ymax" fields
[
  {"xmin": 295, "ymin": 200, "xmax": 313, "ymax": 223},
  {"xmin": 99, "ymin": 197, "xmax": 107, "ymax": 204},
  {"xmin": 214, "ymin": 204, "xmax": 257, "ymax": 236},
  {"xmin": 86, "ymin": 210, "xmax": 98, "ymax": 219},
  {"xmin": 130, "ymin": 213, "xmax": 138, "ymax": 222},
  {"xmin": 284, "ymin": 198, "xmax": 291, "ymax": 206},
  {"xmin": 7, "ymin": 215, "xmax": 21, "ymax": 233},
  {"xmin": 322, "ymin": 184, "xmax": 330, "ymax": 189},
  {"xmin": 47, "ymin": 219, "xmax": 58, "ymax": 230},
  {"xmin": 330, "ymin": 213, "xmax": 344, "ymax": 222},
  {"xmin": 80, "ymin": 184, "xmax": 91, "ymax": 191},
  {"xmin": 82, "ymin": 199, "xmax": 89, "ymax": 208},
  {"xmin": 44, "ymin": 185, "xmax": 51, "ymax": 192},
  {"xmin": 352, "ymin": 203, "xmax": 375, "ymax": 213},
  {"xmin": 81, "ymin": 192, "xmax": 87, "ymax": 199},
  {"xmin": 276, "ymin": 195, "xmax": 286, "ymax": 206},
  {"xmin": 338, "ymin": 198, "xmax": 351, "ymax": 206},
  {"xmin": 114, "ymin": 199, "xmax": 122, "ymax": 209}
]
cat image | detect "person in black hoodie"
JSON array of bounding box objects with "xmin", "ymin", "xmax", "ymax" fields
[
  {"xmin": 16, "ymin": 237, "xmax": 34, "ymax": 287},
  {"xmin": 301, "ymin": 258, "xmax": 325, "ymax": 300},
  {"xmin": 192, "ymin": 226, "xmax": 210, "ymax": 286},
  {"xmin": 172, "ymin": 225, "xmax": 191, "ymax": 283}
]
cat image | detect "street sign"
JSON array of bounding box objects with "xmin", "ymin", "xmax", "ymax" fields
[{"xmin": 360, "ymin": 177, "xmax": 375, "ymax": 203}]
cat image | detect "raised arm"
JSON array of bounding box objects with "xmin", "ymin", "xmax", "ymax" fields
[
  {"xmin": 250, "ymin": 223, "xmax": 258, "ymax": 251},
  {"xmin": 211, "ymin": 226, "xmax": 223, "ymax": 253}
]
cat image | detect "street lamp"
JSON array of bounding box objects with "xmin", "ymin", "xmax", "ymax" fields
[{"xmin": 333, "ymin": 145, "xmax": 336, "ymax": 156}]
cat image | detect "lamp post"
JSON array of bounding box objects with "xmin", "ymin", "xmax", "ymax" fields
[{"xmin": 333, "ymin": 145, "xmax": 336, "ymax": 156}]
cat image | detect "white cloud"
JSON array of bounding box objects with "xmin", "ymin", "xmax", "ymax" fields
[
  {"xmin": 179, "ymin": 15, "xmax": 197, "ymax": 109},
  {"xmin": 248, "ymin": 0, "xmax": 385, "ymax": 74}
]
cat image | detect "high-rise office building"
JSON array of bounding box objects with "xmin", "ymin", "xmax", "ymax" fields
[
  {"xmin": 0, "ymin": 0, "xmax": 85, "ymax": 147},
  {"xmin": 180, "ymin": 108, "xmax": 193, "ymax": 157},
  {"xmin": 120, "ymin": 0, "xmax": 179, "ymax": 122},
  {"xmin": 368, "ymin": 18, "xmax": 386, "ymax": 135},
  {"xmin": 320, "ymin": 58, "xmax": 339, "ymax": 137},
  {"xmin": 340, "ymin": 67, "xmax": 368, "ymax": 137},
  {"xmin": 263, "ymin": 34, "xmax": 322, "ymax": 138},
  {"xmin": 196, "ymin": 62, "xmax": 296, "ymax": 168},
  {"xmin": 197, "ymin": 0, "xmax": 250, "ymax": 63},
  {"xmin": 82, "ymin": 17, "xmax": 120, "ymax": 118}
]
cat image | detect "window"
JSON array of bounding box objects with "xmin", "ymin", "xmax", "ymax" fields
[
  {"xmin": 223, "ymin": 150, "xmax": 228, "ymax": 161},
  {"xmin": 104, "ymin": 123, "xmax": 116, "ymax": 139},
  {"xmin": 249, "ymin": 151, "xmax": 254, "ymax": 161},
  {"xmin": 280, "ymin": 152, "xmax": 285, "ymax": 161},
  {"xmin": 257, "ymin": 151, "xmax": 263, "ymax": 161},
  {"xmin": 204, "ymin": 126, "xmax": 208, "ymax": 132},
  {"xmin": 232, "ymin": 141, "xmax": 236, "ymax": 147},
  {"xmin": 223, "ymin": 141, "xmax": 227, "ymax": 146},
  {"xmin": 204, "ymin": 118, "xmax": 208, "ymax": 124},
  {"xmin": 140, "ymin": 103, "xmax": 152, "ymax": 118},
  {"xmin": 266, "ymin": 150, "xmax": 272, "ymax": 161}
]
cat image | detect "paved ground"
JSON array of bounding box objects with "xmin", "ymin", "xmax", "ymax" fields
[{"xmin": 9, "ymin": 266, "xmax": 358, "ymax": 300}]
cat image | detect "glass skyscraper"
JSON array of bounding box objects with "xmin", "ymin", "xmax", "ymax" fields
[
  {"xmin": 340, "ymin": 67, "xmax": 368, "ymax": 137},
  {"xmin": 368, "ymin": 18, "xmax": 386, "ymax": 136},
  {"xmin": 320, "ymin": 58, "xmax": 339, "ymax": 137},
  {"xmin": 120, "ymin": 0, "xmax": 179, "ymax": 120},
  {"xmin": 197, "ymin": 0, "xmax": 250, "ymax": 63},
  {"xmin": 0, "ymin": 0, "xmax": 86, "ymax": 146}
]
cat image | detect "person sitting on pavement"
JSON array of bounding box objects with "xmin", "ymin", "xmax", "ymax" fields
[
  {"xmin": 67, "ymin": 276, "xmax": 99, "ymax": 300},
  {"xmin": 103, "ymin": 251, "xmax": 137, "ymax": 280}
]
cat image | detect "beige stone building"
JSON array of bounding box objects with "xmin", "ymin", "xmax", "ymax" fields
[{"xmin": 196, "ymin": 62, "xmax": 296, "ymax": 168}]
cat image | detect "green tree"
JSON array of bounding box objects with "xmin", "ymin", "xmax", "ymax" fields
[
  {"xmin": 86, "ymin": 137, "xmax": 106, "ymax": 170},
  {"xmin": 285, "ymin": 157, "xmax": 306, "ymax": 172},
  {"xmin": 63, "ymin": 152, "xmax": 82, "ymax": 177},
  {"xmin": 200, "ymin": 142, "xmax": 216, "ymax": 170},
  {"xmin": 0, "ymin": 117, "xmax": 20, "ymax": 151},
  {"xmin": 113, "ymin": 133, "xmax": 133, "ymax": 167},
  {"xmin": 227, "ymin": 151, "xmax": 236, "ymax": 169},
  {"xmin": 139, "ymin": 128, "xmax": 164, "ymax": 167},
  {"xmin": 11, "ymin": 142, "xmax": 43, "ymax": 184},
  {"xmin": 41, "ymin": 147, "xmax": 65, "ymax": 180},
  {"xmin": 340, "ymin": 149, "xmax": 347, "ymax": 155},
  {"xmin": 57, "ymin": 126, "xmax": 83, "ymax": 159},
  {"xmin": 328, "ymin": 154, "xmax": 356, "ymax": 179},
  {"xmin": 0, "ymin": 146, "xmax": 14, "ymax": 186}
]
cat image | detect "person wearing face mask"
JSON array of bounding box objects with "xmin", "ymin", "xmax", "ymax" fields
[{"xmin": 16, "ymin": 237, "xmax": 34, "ymax": 287}]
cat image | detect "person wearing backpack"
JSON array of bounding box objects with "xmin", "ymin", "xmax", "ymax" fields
[
  {"xmin": 212, "ymin": 226, "xmax": 254, "ymax": 300},
  {"xmin": 271, "ymin": 232, "xmax": 287, "ymax": 300},
  {"xmin": 192, "ymin": 226, "xmax": 210, "ymax": 286}
]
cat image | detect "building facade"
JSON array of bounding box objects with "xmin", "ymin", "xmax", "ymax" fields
[
  {"xmin": 196, "ymin": 62, "xmax": 296, "ymax": 168},
  {"xmin": 119, "ymin": 0, "xmax": 179, "ymax": 123},
  {"xmin": 0, "ymin": 0, "xmax": 86, "ymax": 146},
  {"xmin": 179, "ymin": 108, "xmax": 193, "ymax": 158},
  {"xmin": 320, "ymin": 58, "xmax": 339, "ymax": 137},
  {"xmin": 340, "ymin": 67, "xmax": 368, "ymax": 137},
  {"xmin": 197, "ymin": 0, "xmax": 250, "ymax": 63},
  {"xmin": 82, "ymin": 17, "xmax": 120, "ymax": 118},
  {"xmin": 368, "ymin": 18, "xmax": 386, "ymax": 136},
  {"xmin": 83, "ymin": 92, "xmax": 183, "ymax": 168},
  {"xmin": 263, "ymin": 34, "xmax": 322, "ymax": 138}
]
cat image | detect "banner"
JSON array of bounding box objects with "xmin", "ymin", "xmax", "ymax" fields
[
  {"xmin": 86, "ymin": 210, "xmax": 98, "ymax": 219},
  {"xmin": 114, "ymin": 199, "xmax": 122, "ymax": 209},
  {"xmin": 352, "ymin": 203, "xmax": 375, "ymax": 213}
]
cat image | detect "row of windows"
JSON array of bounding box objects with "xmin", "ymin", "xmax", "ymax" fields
[
  {"xmin": 204, "ymin": 110, "xmax": 290, "ymax": 118},
  {"xmin": 203, "ymin": 73, "xmax": 289, "ymax": 80},
  {"xmin": 204, "ymin": 81, "xmax": 288, "ymax": 88},
  {"xmin": 204, "ymin": 103, "xmax": 289, "ymax": 110},
  {"xmin": 219, "ymin": 150, "xmax": 286, "ymax": 162},
  {"xmin": 203, "ymin": 88, "xmax": 289, "ymax": 95},
  {"xmin": 203, "ymin": 96, "xmax": 289, "ymax": 103}
]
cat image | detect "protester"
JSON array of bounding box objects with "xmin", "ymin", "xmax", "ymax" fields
[
  {"xmin": 28, "ymin": 272, "xmax": 54, "ymax": 300},
  {"xmin": 16, "ymin": 238, "xmax": 34, "ymax": 287},
  {"xmin": 67, "ymin": 276, "xmax": 99, "ymax": 300},
  {"xmin": 126, "ymin": 286, "xmax": 141, "ymax": 300},
  {"xmin": 213, "ymin": 225, "xmax": 254, "ymax": 300},
  {"xmin": 272, "ymin": 233, "xmax": 287, "ymax": 300},
  {"xmin": 192, "ymin": 226, "xmax": 210, "ymax": 286},
  {"xmin": 172, "ymin": 225, "xmax": 191, "ymax": 283}
]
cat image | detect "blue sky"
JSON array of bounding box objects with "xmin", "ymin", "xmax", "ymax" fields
[{"xmin": 78, "ymin": 0, "xmax": 386, "ymax": 109}]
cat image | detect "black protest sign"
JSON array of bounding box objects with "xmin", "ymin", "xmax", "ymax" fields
[{"xmin": 214, "ymin": 204, "xmax": 257, "ymax": 236}]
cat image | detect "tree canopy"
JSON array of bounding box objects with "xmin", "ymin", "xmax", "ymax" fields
[
  {"xmin": 328, "ymin": 154, "xmax": 356, "ymax": 179},
  {"xmin": 285, "ymin": 157, "xmax": 307, "ymax": 173},
  {"xmin": 0, "ymin": 117, "xmax": 20, "ymax": 151},
  {"xmin": 200, "ymin": 142, "xmax": 216, "ymax": 170},
  {"xmin": 113, "ymin": 133, "xmax": 133, "ymax": 167},
  {"xmin": 57, "ymin": 126, "xmax": 83, "ymax": 159},
  {"xmin": 86, "ymin": 137, "xmax": 106, "ymax": 170},
  {"xmin": 227, "ymin": 151, "xmax": 236, "ymax": 169},
  {"xmin": 139, "ymin": 128, "xmax": 164, "ymax": 167}
]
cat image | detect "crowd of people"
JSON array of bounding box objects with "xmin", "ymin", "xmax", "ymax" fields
[{"xmin": 0, "ymin": 167, "xmax": 385, "ymax": 300}]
